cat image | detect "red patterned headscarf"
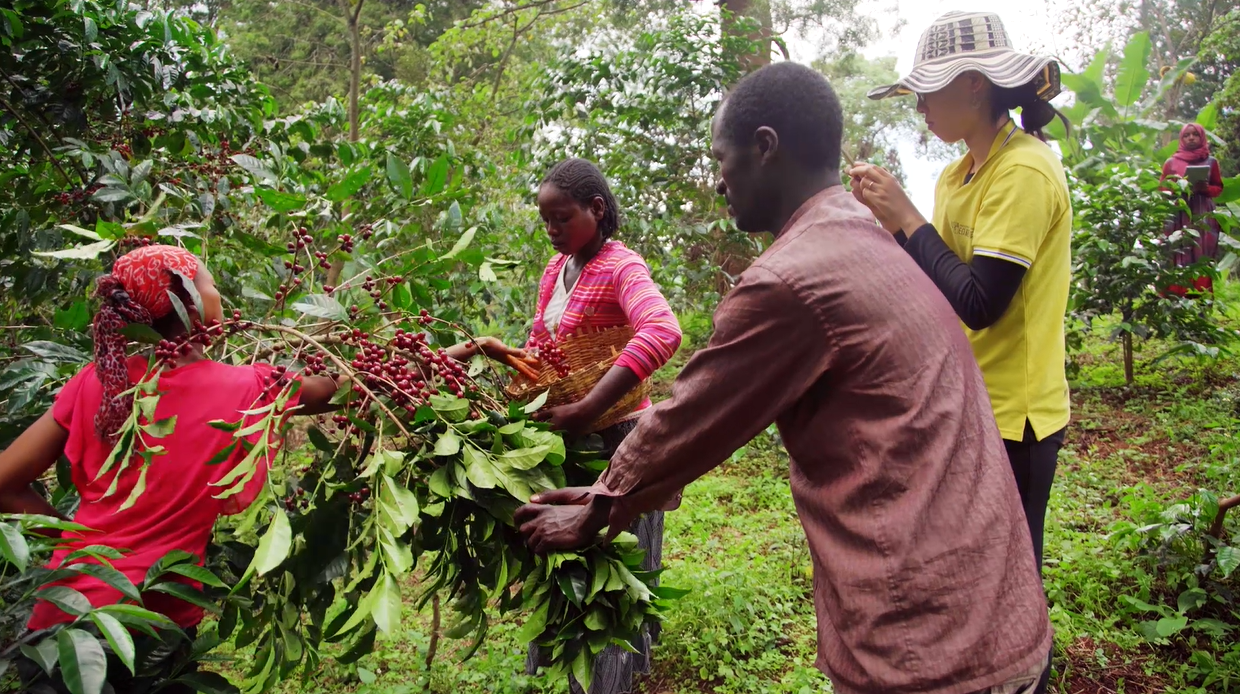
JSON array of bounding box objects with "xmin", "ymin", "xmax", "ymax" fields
[{"xmin": 93, "ymin": 245, "xmax": 200, "ymax": 440}]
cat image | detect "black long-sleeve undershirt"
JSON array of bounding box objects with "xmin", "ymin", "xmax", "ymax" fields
[{"xmin": 895, "ymin": 223, "xmax": 1027, "ymax": 331}]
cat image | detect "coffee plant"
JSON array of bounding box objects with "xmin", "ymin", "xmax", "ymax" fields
[
  {"xmin": 0, "ymin": 3, "xmax": 688, "ymax": 690},
  {"xmin": 1, "ymin": 238, "xmax": 679, "ymax": 693},
  {"xmin": 1053, "ymin": 32, "xmax": 1240, "ymax": 382},
  {"xmin": 0, "ymin": 516, "xmax": 227, "ymax": 693}
]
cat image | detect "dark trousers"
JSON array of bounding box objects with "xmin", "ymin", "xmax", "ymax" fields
[
  {"xmin": 1003, "ymin": 422, "xmax": 1064, "ymax": 694},
  {"xmin": 1003, "ymin": 422, "xmax": 1065, "ymax": 574}
]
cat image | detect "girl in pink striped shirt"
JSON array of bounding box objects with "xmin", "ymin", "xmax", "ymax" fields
[
  {"xmin": 478, "ymin": 157, "xmax": 683, "ymax": 436},
  {"xmin": 525, "ymin": 160, "xmax": 682, "ymax": 435},
  {"xmin": 511, "ymin": 158, "xmax": 681, "ymax": 693}
]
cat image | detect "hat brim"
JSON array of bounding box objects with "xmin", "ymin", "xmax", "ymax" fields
[{"xmin": 868, "ymin": 49, "xmax": 1061, "ymax": 101}]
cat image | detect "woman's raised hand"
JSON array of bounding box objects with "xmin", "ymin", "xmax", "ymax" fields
[
  {"xmin": 445, "ymin": 336, "xmax": 523, "ymax": 362},
  {"xmin": 475, "ymin": 336, "xmax": 526, "ymax": 361},
  {"xmin": 846, "ymin": 163, "xmax": 926, "ymax": 235}
]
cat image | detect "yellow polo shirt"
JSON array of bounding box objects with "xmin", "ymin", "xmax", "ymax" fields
[{"xmin": 932, "ymin": 121, "xmax": 1071, "ymax": 441}]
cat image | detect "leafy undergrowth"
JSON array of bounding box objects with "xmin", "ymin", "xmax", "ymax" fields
[{"xmin": 206, "ymin": 304, "xmax": 1240, "ymax": 694}]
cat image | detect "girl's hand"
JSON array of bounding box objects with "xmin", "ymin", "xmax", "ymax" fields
[
  {"xmin": 846, "ymin": 163, "xmax": 926, "ymax": 235},
  {"xmin": 477, "ymin": 336, "xmax": 526, "ymax": 362},
  {"xmin": 532, "ymin": 401, "xmax": 596, "ymax": 439},
  {"xmin": 446, "ymin": 336, "xmax": 526, "ymax": 363},
  {"xmin": 299, "ymin": 373, "xmax": 348, "ymax": 415}
]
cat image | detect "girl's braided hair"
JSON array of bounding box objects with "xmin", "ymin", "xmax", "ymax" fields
[{"xmin": 541, "ymin": 158, "xmax": 620, "ymax": 238}]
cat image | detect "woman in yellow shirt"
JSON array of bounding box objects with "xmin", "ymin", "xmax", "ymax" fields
[{"xmin": 848, "ymin": 11, "xmax": 1072, "ymax": 586}]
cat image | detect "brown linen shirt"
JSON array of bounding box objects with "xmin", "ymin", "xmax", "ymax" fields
[{"xmin": 595, "ymin": 186, "xmax": 1052, "ymax": 694}]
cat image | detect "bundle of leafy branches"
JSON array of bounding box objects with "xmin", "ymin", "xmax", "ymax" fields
[{"xmin": 208, "ymin": 318, "xmax": 676, "ymax": 692}]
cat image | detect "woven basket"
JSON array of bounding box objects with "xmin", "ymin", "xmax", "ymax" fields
[{"xmin": 505, "ymin": 325, "xmax": 649, "ymax": 433}]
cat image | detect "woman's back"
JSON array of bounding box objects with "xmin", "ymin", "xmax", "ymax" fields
[{"xmin": 30, "ymin": 356, "xmax": 286, "ymax": 629}]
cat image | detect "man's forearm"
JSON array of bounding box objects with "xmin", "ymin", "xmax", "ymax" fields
[{"xmin": 592, "ymin": 271, "xmax": 831, "ymax": 523}]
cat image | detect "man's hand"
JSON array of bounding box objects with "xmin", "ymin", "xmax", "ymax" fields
[
  {"xmin": 515, "ymin": 487, "xmax": 612, "ymax": 554},
  {"xmin": 531, "ymin": 400, "xmax": 597, "ymax": 439}
]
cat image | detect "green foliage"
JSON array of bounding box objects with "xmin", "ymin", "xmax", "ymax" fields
[
  {"xmin": 0, "ymin": 517, "xmax": 208, "ymax": 694},
  {"xmin": 812, "ymin": 52, "xmax": 926, "ymax": 183},
  {"xmin": 521, "ymin": 11, "xmax": 746, "ymax": 219},
  {"xmin": 0, "ymin": 1, "xmax": 682, "ymax": 691},
  {"xmin": 1055, "ymin": 33, "xmax": 1240, "ymax": 380},
  {"xmin": 7, "ymin": 1, "xmax": 1240, "ymax": 692},
  {"xmin": 1041, "ymin": 342, "xmax": 1240, "ymax": 692},
  {"xmin": 516, "ymin": 10, "xmax": 757, "ymax": 305},
  {"xmin": 195, "ymin": 350, "xmax": 672, "ymax": 692},
  {"xmin": 217, "ymin": 0, "xmax": 493, "ymax": 106},
  {"xmin": 1202, "ymin": 9, "xmax": 1240, "ymax": 173},
  {"xmin": 0, "ymin": 0, "xmax": 270, "ymax": 342},
  {"xmin": 1069, "ymin": 164, "xmax": 1229, "ymax": 351},
  {"xmin": 1110, "ymin": 489, "xmax": 1240, "ymax": 645},
  {"xmin": 1051, "ymin": 33, "xmax": 1196, "ymax": 161}
]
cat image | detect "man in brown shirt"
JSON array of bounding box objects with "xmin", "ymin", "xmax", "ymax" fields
[{"xmin": 515, "ymin": 63, "xmax": 1052, "ymax": 694}]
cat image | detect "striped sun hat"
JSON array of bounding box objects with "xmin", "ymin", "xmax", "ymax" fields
[{"xmin": 868, "ymin": 11, "xmax": 1061, "ymax": 101}]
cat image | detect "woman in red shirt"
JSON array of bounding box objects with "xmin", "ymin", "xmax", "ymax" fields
[{"xmin": 0, "ymin": 245, "xmax": 340, "ymax": 692}]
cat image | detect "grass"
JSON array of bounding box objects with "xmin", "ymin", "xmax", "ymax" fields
[{"xmin": 215, "ymin": 296, "xmax": 1240, "ymax": 694}]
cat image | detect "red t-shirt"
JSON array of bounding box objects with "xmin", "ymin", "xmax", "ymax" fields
[{"xmin": 28, "ymin": 356, "xmax": 297, "ymax": 630}]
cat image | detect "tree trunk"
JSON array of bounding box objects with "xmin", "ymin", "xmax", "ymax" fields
[
  {"xmin": 424, "ymin": 594, "xmax": 441, "ymax": 673},
  {"xmin": 345, "ymin": 2, "xmax": 363, "ymax": 143},
  {"xmin": 710, "ymin": 1, "xmax": 776, "ymax": 294},
  {"xmin": 1122, "ymin": 332, "xmax": 1134, "ymax": 384},
  {"xmin": 333, "ymin": 0, "xmax": 364, "ymax": 143},
  {"xmin": 718, "ymin": 0, "xmax": 773, "ymax": 74},
  {"xmin": 330, "ymin": 0, "xmax": 364, "ymax": 287}
]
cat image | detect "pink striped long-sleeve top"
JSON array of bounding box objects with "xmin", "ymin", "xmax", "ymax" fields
[{"xmin": 527, "ymin": 240, "xmax": 682, "ymax": 388}]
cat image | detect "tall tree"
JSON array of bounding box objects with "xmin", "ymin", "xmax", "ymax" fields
[
  {"xmin": 708, "ymin": 0, "xmax": 887, "ymax": 288},
  {"xmin": 716, "ymin": 0, "xmax": 884, "ymax": 77},
  {"xmin": 812, "ymin": 53, "xmax": 925, "ymax": 183},
  {"xmin": 214, "ymin": 0, "xmax": 491, "ymax": 107},
  {"xmin": 1202, "ymin": 9, "xmax": 1240, "ymax": 171},
  {"xmin": 1180, "ymin": 7, "xmax": 1240, "ymax": 117},
  {"xmin": 339, "ymin": 0, "xmax": 365, "ymax": 141},
  {"xmin": 420, "ymin": 0, "xmax": 599, "ymax": 157},
  {"xmin": 1139, "ymin": 0, "xmax": 1239, "ymax": 120},
  {"xmin": 718, "ymin": 0, "xmax": 777, "ymax": 72}
]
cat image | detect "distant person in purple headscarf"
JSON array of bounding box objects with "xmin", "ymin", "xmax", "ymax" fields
[{"xmin": 1161, "ymin": 123, "xmax": 1225, "ymax": 295}]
